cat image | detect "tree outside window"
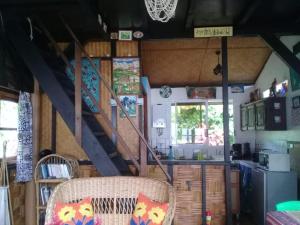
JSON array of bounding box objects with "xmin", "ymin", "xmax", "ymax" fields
[{"xmin": 171, "ymin": 102, "xmax": 234, "ymax": 146}]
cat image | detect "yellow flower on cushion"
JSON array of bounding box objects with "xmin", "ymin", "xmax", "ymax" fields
[
  {"xmin": 133, "ymin": 202, "xmax": 147, "ymax": 217},
  {"xmin": 79, "ymin": 203, "xmax": 93, "ymax": 217},
  {"xmin": 148, "ymin": 207, "xmax": 166, "ymax": 224},
  {"xmin": 58, "ymin": 206, "xmax": 76, "ymax": 223}
]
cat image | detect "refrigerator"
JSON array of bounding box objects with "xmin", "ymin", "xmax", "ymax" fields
[{"xmin": 252, "ymin": 168, "xmax": 297, "ymax": 225}]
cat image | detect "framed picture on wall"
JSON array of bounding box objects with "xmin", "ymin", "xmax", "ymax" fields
[
  {"xmin": 113, "ymin": 58, "xmax": 140, "ymax": 95},
  {"xmin": 292, "ymin": 96, "xmax": 300, "ymax": 109},
  {"xmin": 119, "ymin": 95, "xmax": 137, "ymax": 118}
]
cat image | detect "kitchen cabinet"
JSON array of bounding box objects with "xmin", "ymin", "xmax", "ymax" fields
[
  {"xmin": 264, "ymin": 97, "xmax": 286, "ymax": 130},
  {"xmin": 255, "ymin": 101, "xmax": 265, "ymax": 130},
  {"xmin": 240, "ymin": 97, "xmax": 286, "ymax": 131},
  {"xmin": 247, "ymin": 104, "xmax": 256, "ymax": 130},
  {"xmin": 240, "ymin": 106, "xmax": 248, "ymax": 131}
]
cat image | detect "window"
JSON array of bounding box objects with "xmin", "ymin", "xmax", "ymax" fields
[
  {"xmin": 171, "ymin": 102, "xmax": 234, "ymax": 146},
  {"xmin": 171, "ymin": 104, "xmax": 206, "ymax": 144},
  {"xmin": 0, "ymin": 100, "xmax": 18, "ymax": 158}
]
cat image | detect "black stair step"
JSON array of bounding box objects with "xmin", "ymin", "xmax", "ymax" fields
[
  {"xmin": 94, "ymin": 131, "xmax": 106, "ymax": 137},
  {"xmin": 82, "ymin": 110, "xmax": 94, "ymax": 116},
  {"xmin": 108, "ymin": 151, "xmax": 119, "ymax": 159}
]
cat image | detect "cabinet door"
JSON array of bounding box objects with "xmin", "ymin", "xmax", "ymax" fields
[
  {"xmin": 252, "ymin": 168, "xmax": 266, "ymax": 225},
  {"xmin": 255, "ymin": 102, "xmax": 265, "ymax": 130},
  {"xmin": 247, "ymin": 105, "xmax": 255, "ymax": 130},
  {"xmin": 240, "ymin": 106, "xmax": 248, "ymax": 131}
]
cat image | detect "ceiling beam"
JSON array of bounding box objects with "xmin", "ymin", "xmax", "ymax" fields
[
  {"xmin": 260, "ymin": 33, "xmax": 300, "ymax": 75},
  {"xmin": 236, "ymin": 0, "xmax": 261, "ymax": 25}
]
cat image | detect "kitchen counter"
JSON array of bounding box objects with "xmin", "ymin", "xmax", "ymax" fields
[{"xmin": 237, "ymin": 160, "xmax": 259, "ymax": 169}]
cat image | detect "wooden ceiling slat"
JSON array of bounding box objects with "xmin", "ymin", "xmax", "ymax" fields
[{"xmin": 141, "ymin": 37, "xmax": 271, "ymax": 86}]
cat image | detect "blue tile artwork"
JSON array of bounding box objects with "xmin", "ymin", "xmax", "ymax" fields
[{"xmin": 66, "ymin": 58, "xmax": 100, "ymax": 112}]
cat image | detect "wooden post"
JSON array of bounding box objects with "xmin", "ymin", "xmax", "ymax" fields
[
  {"xmin": 26, "ymin": 78, "xmax": 40, "ymax": 225},
  {"xmin": 75, "ymin": 43, "xmax": 82, "ymax": 145},
  {"xmin": 222, "ymin": 37, "xmax": 232, "ymax": 225}
]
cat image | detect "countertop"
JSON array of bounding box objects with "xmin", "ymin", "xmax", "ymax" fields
[{"xmin": 231, "ymin": 160, "xmax": 260, "ymax": 169}]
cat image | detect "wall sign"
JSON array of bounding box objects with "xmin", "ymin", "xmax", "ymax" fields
[{"xmin": 194, "ymin": 26, "xmax": 233, "ymax": 38}]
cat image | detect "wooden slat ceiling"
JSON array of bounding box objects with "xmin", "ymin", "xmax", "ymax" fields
[{"xmin": 141, "ymin": 37, "xmax": 271, "ymax": 87}]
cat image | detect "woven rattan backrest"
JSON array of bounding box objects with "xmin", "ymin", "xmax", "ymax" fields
[{"xmin": 45, "ymin": 177, "xmax": 176, "ymax": 225}]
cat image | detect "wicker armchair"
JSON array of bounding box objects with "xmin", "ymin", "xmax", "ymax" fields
[{"xmin": 45, "ymin": 176, "xmax": 176, "ymax": 225}]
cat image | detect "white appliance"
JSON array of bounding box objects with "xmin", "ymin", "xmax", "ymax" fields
[{"xmin": 258, "ymin": 152, "xmax": 290, "ymax": 171}]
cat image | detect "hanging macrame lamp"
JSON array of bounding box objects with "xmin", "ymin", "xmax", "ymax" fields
[{"xmin": 144, "ymin": 0, "xmax": 178, "ymax": 22}]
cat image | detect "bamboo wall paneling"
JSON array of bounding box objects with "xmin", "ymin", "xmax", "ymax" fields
[
  {"xmin": 9, "ymin": 169, "xmax": 25, "ymax": 225},
  {"xmin": 84, "ymin": 41, "xmax": 111, "ymax": 57},
  {"xmin": 173, "ymin": 165, "xmax": 202, "ymax": 225},
  {"xmin": 56, "ymin": 112, "xmax": 88, "ymax": 160},
  {"xmin": 100, "ymin": 60, "xmax": 112, "ymax": 118},
  {"xmin": 51, "ymin": 106, "xmax": 57, "ymax": 152},
  {"xmin": 116, "ymin": 41, "xmax": 139, "ymax": 57},
  {"xmin": 141, "ymin": 37, "xmax": 271, "ymax": 86},
  {"xmin": 147, "ymin": 165, "xmax": 168, "ymax": 182},
  {"xmin": 206, "ymin": 165, "xmax": 226, "ymax": 225},
  {"xmin": 95, "ymin": 59, "xmax": 113, "ymax": 139},
  {"xmin": 40, "ymin": 94, "xmax": 52, "ymax": 150},
  {"xmin": 78, "ymin": 165, "xmax": 101, "ymax": 177},
  {"xmin": 117, "ymin": 109, "xmax": 140, "ymax": 159}
]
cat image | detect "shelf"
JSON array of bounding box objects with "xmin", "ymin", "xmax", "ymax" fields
[{"xmin": 36, "ymin": 178, "xmax": 69, "ymax": 183}]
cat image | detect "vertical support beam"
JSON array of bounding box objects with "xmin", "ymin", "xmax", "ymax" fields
[
  {"xmin": 26, "ymin": 78, "xmax": 40, "ymax": 225},
  {"xmin": 222, "ymin": 37, "xmax": 232, "ymax": 225},
  {"xmin": 201, "ymin": 165, "xmax": 207, "ymax": 225},
  {"xmin": 75, "ymin": 43, "xmax": 82, "ymax": 145},
  {"xmin": 111, "ymin": 40, "xmax": 117, "ymax": 145},
  {"xmin": 139, "ymin": 104, "xmax": 147, "ymax": 176},
  {"xmin": 139, "ymin": 40, "xmax": 147, "ymax": 176}
]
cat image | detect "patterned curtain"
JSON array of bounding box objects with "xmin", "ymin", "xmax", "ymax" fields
[{"xmin": 16, "ymin": 92, "xmax": 33, "ymax": 182}]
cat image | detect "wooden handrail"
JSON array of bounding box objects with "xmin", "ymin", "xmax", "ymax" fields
[
  {"xmin": 59, "ymin": 16, "xmax": 171, "ymax": 181},
  {"xmin": 37, "ymin": 19, "xmax": 141, "ymax": 172}
]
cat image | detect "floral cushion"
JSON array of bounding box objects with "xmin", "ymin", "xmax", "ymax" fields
[
  {"xmin": 130, "ymin": 193, "xmax": 169, "ymax": 225},
  {"xmin": 53, "ymin": 197, "xmax": 100, "ymax": 225}
]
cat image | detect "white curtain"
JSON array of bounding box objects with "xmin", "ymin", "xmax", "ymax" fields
[{"xmin": 0, "ymin": 187, "xmax": 11, "ymax": 225}]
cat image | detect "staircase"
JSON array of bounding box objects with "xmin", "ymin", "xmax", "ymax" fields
[
  {"xmin": 7, "ymin": 22, "xmax": 132, "ymax": 176},
  {"xmin": 7, "ymin": 19, "xmax": 171, "ymax": 181}
]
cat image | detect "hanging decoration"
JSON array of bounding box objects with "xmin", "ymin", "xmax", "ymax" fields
[
  {"xmin": 144, "ymin": 0, "xmax": 178, "ymax": 22},
  {"xmin": 16, "ymin": 91, "xmax": 33, "ymax": 182}
]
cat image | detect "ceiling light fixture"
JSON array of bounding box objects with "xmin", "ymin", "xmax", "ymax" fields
[
  {"xmin": 144, "ymin": 0, "xmax": 178, "ymax": 23},
  {"xmin": 213, "ymin": 50, "xmax": 222, "ymax": 76}
]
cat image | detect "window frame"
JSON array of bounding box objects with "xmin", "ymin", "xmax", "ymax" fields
[{"xmin": 171, "ymin": 100, "xmax": 234, "ymax": 146}]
